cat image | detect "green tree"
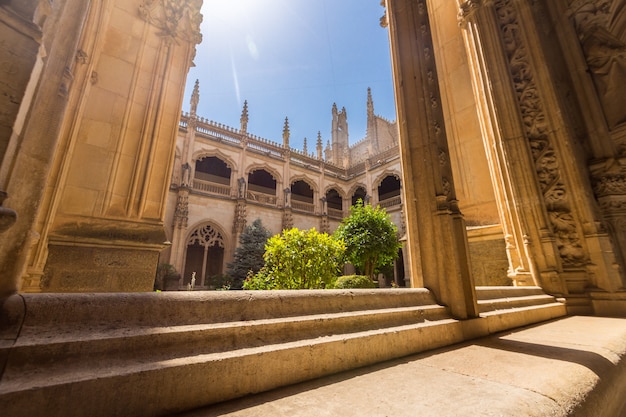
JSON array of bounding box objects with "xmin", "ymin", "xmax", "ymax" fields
[
  {"xmin": 226, "ymin": 219, "xmax": 271, "ymax": 289},
  {"xmin": 334, "ymin": 200, "xmax": 401, "ymax": 279},
  {"xmin": 244, "ymin": 227, "xmax": 345, "ymax": 290}
]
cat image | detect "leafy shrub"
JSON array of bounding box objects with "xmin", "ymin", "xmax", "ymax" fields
[
  {"xmin": 244, "ymin": 227, "xmax": 344, "ymax": 290},
  {"xmin": 242, "ymin": 269, "xmax": 277, "ymax": 290},
  {"xmin": 332, "ymin": 275, "xmax": 376, "ymax": 289}
]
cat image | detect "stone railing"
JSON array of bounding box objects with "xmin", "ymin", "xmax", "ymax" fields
[
  {"xmin": 378, "ymin": 195, "xmax": 402, "ymax": 209},
  {"xmin": 292, "ymin": 201, "xmax": 315, "ymax": 213},
  {"xmin": 247, "ymin": 190, "xmax": 277, "ymax": 205},
  {"xmin": 327, "ymin": 207, "xmax": 344, "ymax": 218},
  {"xmin": 193, "ymin": 180, "xmax": 231, "ymax": 196}
]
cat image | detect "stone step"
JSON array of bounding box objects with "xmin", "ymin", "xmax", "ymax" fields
[
  {"xmin": 477, "ymin": 294, "xmax": 558, "ymax": 313},
  {"xmin": 475, "ymin": 285, "xmax": 547, "ymax": 300},
  {"xmin": 0, "ymin": 288, "xmax": 566, "ymax": 417},
  {"xmin": 1, "ymin": 318, "xmax": 464, "ymax": 416},
  {"xmin": 4, "ymin": 304, "xmax": 450, "ymax": 374}
]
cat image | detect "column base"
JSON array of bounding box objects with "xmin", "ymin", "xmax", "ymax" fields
[{"xmin": 41, "ymin": 243, "xmax": 161, "ymax": 292}]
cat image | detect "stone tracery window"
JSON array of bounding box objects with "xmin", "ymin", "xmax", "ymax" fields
[{"xmin": 183, "ymin": 223, "xmax": 225, "ymax": 288}]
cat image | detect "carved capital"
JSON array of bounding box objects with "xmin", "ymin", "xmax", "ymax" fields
[
  {"xmin": 593, "ymin": 173, "xmax": 626, "ymax": 197},
  {"xmin": 458, "ymin": 0, "xmax": 493, "ymax": 26}
]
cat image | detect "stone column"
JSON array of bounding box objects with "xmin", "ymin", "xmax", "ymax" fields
[
  {"xmin": 386, "ymin": 0, "xmax": 479, "ymax": 319},
  {"xmin": 457, "ymin": 0, "xmax": 624, "ymax": 304},
  {"xmin": 0, "ymin": 0, "xmax": 88, "ymax": 296},
  {"xmin": 33, "ymin": 0, "xmax": 202, "ymax": 293}
]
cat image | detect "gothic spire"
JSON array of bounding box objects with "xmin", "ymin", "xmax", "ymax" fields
[
  {"xmin": 303, "ymin": 137, "xmax": 308, "ymax": 155},
  {"xmin": 190, "ymin": 79, "xmax": 200, "ymax": 115},
  {"xmin": 282, "ymin": 117, "xmax": 290, "ymax": 147},
  {"xmin": 316, "ymin": 131, "xmax": 323, "ymax": 159},
  {"xmin": 240, "ymin": 100, "xmax": 249, "ymax": 133},
  {"xmin": 367, "ymin": 87, "xmax": 374, "ymax": 119}
]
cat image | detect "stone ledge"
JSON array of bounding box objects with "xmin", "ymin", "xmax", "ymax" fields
[
  {"xmin": 0, "ymin": 288, "xmax": 567, "ymax": 416},
  {"xmin": 176, "ymin": 316, "xmax": 626, "ymax": 417}
]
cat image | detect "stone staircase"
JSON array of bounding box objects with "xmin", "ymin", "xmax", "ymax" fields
[{"xmin": 0, "ymin": 287, "xmax": 566, "ymax": 417}]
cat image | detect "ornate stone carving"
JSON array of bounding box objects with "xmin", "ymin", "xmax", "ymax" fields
[
  {"xmin": 593, "ymin": 172, "xmax": 626, "ymax": 196},
  {"xmin": 233, "ymin": 201, "xmax": 247, "ymax": 234},
  {"xmin": 187, "ymin": 223, "xmax": 224, "ymax": 248},
  {"xmin": 494, "ymin": 0, "xmax": 588, "ymax": 267},
  {"xmin": 320, "ymin": 215, "xmax": 330, "ymax": 234},
  {"xmin": 569, "ymin": 0, "xmax": 626, "ymax": 129},
  {"xmin": 174, "ymin": 192, "xmax": 188, "ymax": 228},
  {"xmin": 139, "ymin": 0, "xmax": 202, "ymax": 44},
  {"xmin": 282, "ymin": 208, "xmax": 293, "ymax": 230},
  {"xmin": 458, "ymin": 0, "xmax": 492, "ymax": 24}
]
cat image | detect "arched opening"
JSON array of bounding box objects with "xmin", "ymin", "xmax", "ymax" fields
[
  {"xmin": 195, "ymin": 156, "xmax": 231, "ymax": 184},
  {"xmin": 325, "ymin": 188, "xmax": 343, "ymax": 218},
  {"xmin": 194, "ymin": 156, "xmax": 232, "ymax": 196},
  {"xmin": 183, "ymin": 223, "xmax": 225, "ymax": 289},
  {"xmin": 378, "ymin": 175, "xmax": 401, "ymax": 208},
  {"xmin": 291, "ymin": 179, "xmax": 314, "ymax": 212},
  {"xmin": 247, "ymin": 169, "xmax": 277, "ymax": 204},
  {"xmin": 351, "ymin": 186, "xmax": 367, "ymax": 206}
]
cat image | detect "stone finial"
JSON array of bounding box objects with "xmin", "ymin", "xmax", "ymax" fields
[
  {"xmin": 303, "ymin": 137, "xmax": 308, "ymax": 155},
  {"xmin": 367, "ymin": 87, "xmax": 374, "ymax": 118},
  {"xmin": 316, "ymin": 131, "xmax": 323, "ymax": 159},
  {"xmin": 332, "ymin": 102, "xmax": 338, "ymax": 115},
  {"xmin": 240, "ymin": 100, "xmax": 249, "ymax": 133},
  {"xmin": 282, "ymin": 117, "xmax": 290, "ymax": 147},
  {"xmin": 190, "ymin": 79, "xmax": 199, "ymax": 115}
]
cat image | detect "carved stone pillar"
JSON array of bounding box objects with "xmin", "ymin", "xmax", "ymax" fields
[
  {"xmin": 170, "ymin": 188, "xmax": 189, "ymax": 275},
  {"xmin": 232, "ymin": 198, "xmax": 247, "ymax": 255},
  {"xmin": 30, "ymin": 0, "xmax": 202, "ymax": 292},
  {"xmin": 282, "ymin": 208, "xmax": 293, "ymax": 231},
  {"xmin": 0, "ymin": 0, "xmax": 84, "ymax": 296},
  {"xmin": 458, "ymin": 0, "xmax": 624, "ymax": 305},
  {"xmin": 386, "ymin": 0, "xmax": 479, "ymax": 319}
]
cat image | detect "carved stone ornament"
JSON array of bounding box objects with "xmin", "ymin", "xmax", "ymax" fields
[
  {"xmin": 139, "ymin": 0, "xmax": 202, "ymax": 44},
  {"xmin": 187, "ymin": 224, "xmax": 225, "ymax": 248},
  {"xmin": 569, "ymin": 0, "xmax": 626, "ymax": 129},
  {"xmin": 593, "ymin": 173, "xmax": 626, "ymax": 197},
  {"xmin": 494, "ymin": 0, "xmax": 588, "ymax": 267},
  {"xmin": 282, "ymin": 209, "xmax": 293, "ymax": 230},
  {"xmin": 458, "ymin": 0, "xmax": 492, "ymax": 25},
  {"xmin": 174, "ymin": 193, "xmax": 188, "ymax": 228},
  {"xmin": 233, "ymin": 201, "xmax": 247, "ymax": 234}
]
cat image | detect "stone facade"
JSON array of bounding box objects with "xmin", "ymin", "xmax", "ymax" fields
[{"xmin": 162, "ymin": 84, "xmax": 410, "ymax": 288}]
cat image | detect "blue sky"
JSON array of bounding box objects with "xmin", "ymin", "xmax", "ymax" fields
[{"xmin": 182, "ymin": 0, "xmax": 396, "ymax": 152}]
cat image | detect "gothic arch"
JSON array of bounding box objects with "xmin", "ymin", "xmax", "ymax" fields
[
  {"xmin": 348, "ymin": 183, "xmax": 368, "ymax": 198},
  {"xmin": 244, "ymin": 164, "xmax": 282, "ymax": 184},
  {"xmin": 323, "ymin": 184, "xmax": 347, "ymax": 198},
  {"xmin": 289, "ymin": 175, "xmax": 318, "ymax": 193},
  {"xmin": 193, "ymin": 149, "xmax": 237, "ymax": 170},
  {"xmin": 373, "ymin": 170, "xmax": 402, "ymax": 188}
]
